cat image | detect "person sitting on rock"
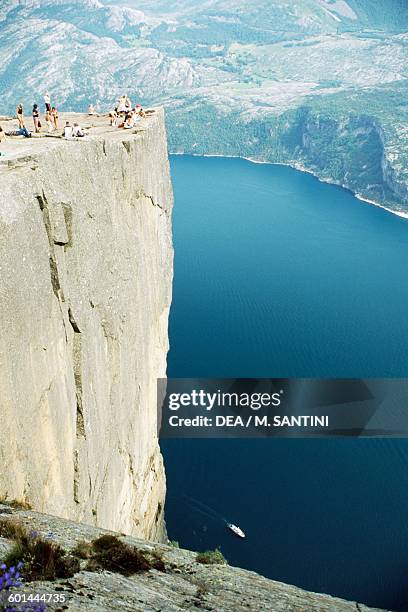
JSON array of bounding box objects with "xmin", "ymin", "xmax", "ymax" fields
[
  {"xmin": 63, "ymin": 121, "xmax": 73, "ymax": 138},
  {"xmin": 5, "ymin": 126, "xmax": 31, "ymax": 138},
  {"xmin": 109, "ymin": 109, "xmax": 117, "ymax": 126},
  {"xmin": 88, "ymin": 104, "xmax": 95, "ymax": 115},
  {"xmin": 16, "ymin": 104, "xmax": 24, "ymax": 128},
  {"xmin": 72, "ymin": 123, "xmax": 85, "ymax": 137},
  {"xmin": 135, "ymin": 104, "xmax": 146, "ymax": 118},
  {"xmin": 124, "ymin": 112, "xmax": 136, "ymax": 129},
  {"xmin": 17, "ymin": 126, "xmax": 31, "ymax": 138}
]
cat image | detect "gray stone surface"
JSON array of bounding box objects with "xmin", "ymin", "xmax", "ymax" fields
[
  {"xmin": 0, "ymin": 111, "xmax": 173, "ymax": 541},
  {"xmin": 0, "ymin": 505, "xmax": 384, "ymax": 612}
]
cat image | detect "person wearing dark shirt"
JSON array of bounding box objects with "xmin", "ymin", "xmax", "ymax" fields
[
  {"xmin": 16, "ymin": 104, "xmax": 24, "ymax": 128},
  {"xmin": 32, "ymin": 104, "xmax": 41, "ymax": 133}
]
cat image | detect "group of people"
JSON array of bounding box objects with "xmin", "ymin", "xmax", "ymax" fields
[
  {"xmin": 32, "ymin": 93, "xmax": 59, "ymax": 133},
  {"xmin": 9, "ymin": 93, "xmax": 59, "ymax": 138},
  {"xmin": 62, "ymin": 122, "xmax": 87, "ymax": 138},
  {"xmin": 10, "ymin": 92, "xmax": 85, "ymax": 139},
  {"xmin": 1, "ymin": 92, "xmax": 148, "ymax": 148},
  {"xmin": 109, "ymin": 94, "xmax": 146, "ymax": 129},
  {"xmin": 16, "ymin": 94, "xmax": 58, "ymax": 135}
]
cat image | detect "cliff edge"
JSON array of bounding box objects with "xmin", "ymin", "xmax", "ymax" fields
[{"xmin": 0, "ymin": 110, "xmax": 173, "ymax": 541}]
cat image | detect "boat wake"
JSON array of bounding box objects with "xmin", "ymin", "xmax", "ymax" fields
[
  {"xmin": 182, "ymin": 495, "xmax": 229, "ymax": 524},
  {"xmin": 181, "ymin": 495, "xmax": 246, "ymax": 538}
]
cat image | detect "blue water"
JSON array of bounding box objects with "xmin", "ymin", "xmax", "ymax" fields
[{"xmin": 161, "ymin": 155, "xmax": 408, "ymax": 610}]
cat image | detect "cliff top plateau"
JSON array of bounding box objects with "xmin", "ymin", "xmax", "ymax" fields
[{"xmin": 0, "ymin": 110, "xmax": 161, "ymax": 165}]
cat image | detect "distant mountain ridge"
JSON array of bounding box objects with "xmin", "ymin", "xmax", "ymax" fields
[
  {"xmin": 0, "ymin": 0, "xmax": 405, "ymax": 108},
  {"xmin": 108, "ymin": 0, "xmax": 408, "ymax": 32}
]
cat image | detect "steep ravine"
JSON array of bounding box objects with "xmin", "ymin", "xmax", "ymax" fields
[{"xmin": 0, "ymin": 111, "xmax": 173, "ymax": 541}]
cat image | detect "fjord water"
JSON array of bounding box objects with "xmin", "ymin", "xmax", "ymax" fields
[{"xmin": 162, "ymin": 156, "xmax": 408, "ymax": 610}]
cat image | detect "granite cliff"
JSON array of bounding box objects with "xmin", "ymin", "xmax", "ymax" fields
[{"xmin": 0, "ymin": 111, "xmax": 173, "ymax": 541}]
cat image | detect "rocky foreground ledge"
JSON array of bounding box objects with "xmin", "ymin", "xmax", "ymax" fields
[{"xmin": 0, "ymin": 504, "xmax": 383, "ymax": 612}]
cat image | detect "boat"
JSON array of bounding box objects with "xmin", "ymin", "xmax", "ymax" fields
[{"xmin": 227, "ymin": 523, "xmax": 246, "ymax": 538}]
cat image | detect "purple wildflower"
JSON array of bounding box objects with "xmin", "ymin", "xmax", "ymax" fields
[{"xmin": 0, "ymin": 562, "xmax": 23, "ymax": 592}]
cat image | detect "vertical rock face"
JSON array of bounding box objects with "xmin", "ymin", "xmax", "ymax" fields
[{"xmin": 0, "ymin": 111, "xmax": 173, "ymax": 541}]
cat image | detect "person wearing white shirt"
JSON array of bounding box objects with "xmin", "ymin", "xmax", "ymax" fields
[
  {"xmin": 72, "ymin": 123, "xmax": 85, "ymax": 137},
  {"xmin": 63, "ymin": 122, "xmax": 73, "ymax": 138},
  {"xmin": 44, "ymin": 92, "xmax": 51, "ymax": 112}
]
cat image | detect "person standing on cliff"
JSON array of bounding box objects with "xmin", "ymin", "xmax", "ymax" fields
[
  {"xmin": 16, "ymin": 104, "xmax": 24, "ymax": 128},
  {"xmin": 44, "ymin": 92, "xmax": 51, "ymax": 113},
  {"xmin": 45, "ymin": 109, "xmax": 54, "ymax": 132},
  {"xmin": 51, "ymin": 107, "xmax": 58, "ymax": 130},
  {"xmin": 32, "ymin": 104, "xmax": 41, "ymax": 133}
]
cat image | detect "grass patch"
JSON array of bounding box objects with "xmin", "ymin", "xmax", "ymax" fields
[
  {"xmin": 72, "ymin": 540, "xmax": 92, "ymax": 560},
  {"xmin": 0, "ymin": 519, "xmax": 26, "ymax": 541},
  {"xmin": 8, "ymin": 500, "xmax": 32, "ymax": 510},
  {"xmin": 0, "ymin": 521, "xmax": 166, "ymax": 581},
  {"xmin": 0, "ymin": 519, "xmax": 79, "ymax": 581},
  {"xmin": 79, "ymin": 534, "xmax": 165, "ymax": 576},
  {"xmin": 0, "ymin": 499, "xmax": 32, "ymax": 510},
  {"xmin": 196, "ymin": 549, "xmax": 227, "ymax": 565}
]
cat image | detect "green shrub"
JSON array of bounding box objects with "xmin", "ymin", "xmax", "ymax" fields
[
  {"xmin": 0, "ymin": 498, "xmax": 32, "ymax": 510},
  {"xmin": 0, "ymin": 520, "xmax": 79, "ymax": 581},
  {"xmin": 0, "ymin": 519, "xmax": 26, "ymax": 541},
  {"xmin": 196, "ymin": 548, "xmax": 227, "ymax": 565},
  {"xmin": 85, "ymin": 534, "xmax": 165, "ymax": 576},
  {"xmin": 72, "ymin": 540, "xmax": 92, "ymax": 559}
]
